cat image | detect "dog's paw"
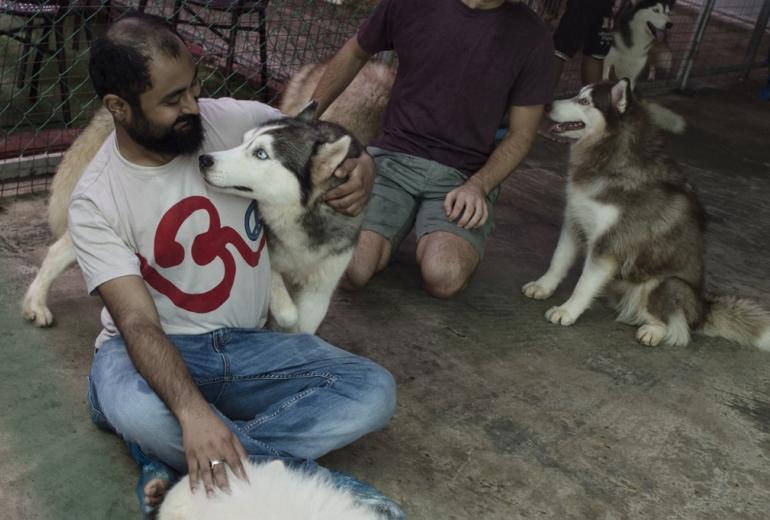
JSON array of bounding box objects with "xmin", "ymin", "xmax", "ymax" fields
[
  {"xmin": 636, "ymin": 324, "xmax": 666, "ymax": 347},
  {"xmin": 545, "ymin": 306, "xmax": 577, "ymax": 326},
  {"xmin": 522, "ymin": 280, "xmax": 555, "ymax": 300},
  {"xmin": 22, "ymin": 295, "xmax": 54, "ymax": 327},
  {"xmin": 270, "ymin": 301, "xmax": 299, "ymax": 330}
]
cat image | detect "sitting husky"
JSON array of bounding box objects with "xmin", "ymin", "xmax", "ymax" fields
[
  {"xmin": 522, "ymin": 79, "xmax": 770, "ymax": 350},
  {"xmin": 158, "ymin": 459, "xmax": 381, "ymax": 520},
  {"xmin": 200, "ymin": 104, "xmax": 365, "ymax": 333},
  {"xmin": 21, "ymin": 62, "xmax": 392, "ymax": 329},
  {"xmin": 603, "ymin": 0, "xmax": 674, "ymax": 88}
]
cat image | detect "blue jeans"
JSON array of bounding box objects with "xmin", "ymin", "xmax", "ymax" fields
[{"xmin": 87, "ymin": 328, "xmax": 397, "ymax": 473}]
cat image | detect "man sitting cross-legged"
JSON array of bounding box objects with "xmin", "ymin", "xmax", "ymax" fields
[{"xmin": 71, "ymin": 12, "xmax": 402, "ymax": 518}]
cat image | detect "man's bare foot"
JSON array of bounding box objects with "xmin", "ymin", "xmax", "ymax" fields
[
  {"xmin": 144, "ymin": 475, "xmax": 172, "ymax": 510},
  {"xmin": 128, "ymin": 442, "xmax": 177, "ymax": 516},
  {"xmin": 136, "ymin": 461, "xmax": 176, "ymax": 516}
]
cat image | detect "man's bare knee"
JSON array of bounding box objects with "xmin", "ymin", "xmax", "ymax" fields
[
  {"xmin": 342, "ymin": 261, "xmax": 375, "ymax": 290},
  {"xmin": 421, "ymin": 261, "xmax": 471, "ymax": 298},
  {"xmin": 341, "ymin": 231, "xmax": 391, "ymax": 291},
  {"xmin": 417, "ymin": 232, "xmax": 479, "ymax": 299}
]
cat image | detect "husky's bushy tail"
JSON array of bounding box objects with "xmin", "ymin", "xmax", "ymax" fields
[
  {"xmin": 643, "ymin": 101, "xmax": 687, "ymax": 134},
  {"xmin": 48, "ymin": 107, "xmax": 114, "ymax": 236},
  {"xmin": 700, "ymin": 296, "xmax": 770, "ymax": 351}
]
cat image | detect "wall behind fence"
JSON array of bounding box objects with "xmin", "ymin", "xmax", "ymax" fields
[{"xmin": 1, "ymin": 0, "xmax": 768, "ymax": 197}]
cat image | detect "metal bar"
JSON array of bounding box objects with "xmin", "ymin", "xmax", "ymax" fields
[
  {"xmin": 676, "ymin": 0, "xmax": 717, "ymax": 91},
  {"xmin": 698, "ymin": 62, "xmax": 768, "ymax": 77},
  {"xmin": 744, "ymin": 0, "xmax": 770, "ymax": 80},
  {"xmin": 0, "ymin": 154, "xmax": 63, "ymax": 182}
]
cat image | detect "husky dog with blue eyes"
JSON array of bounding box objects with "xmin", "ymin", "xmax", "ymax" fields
[
  {"xmin": 523, "ymin": 79, "xmax": 770, "ymax": 350},
  {"xmin": 200, "ymin": 103, "xmax": 365, "ymax": 333},
  {"xmin": 603, "ymin": 0, "xmax": 675, "ymax": 88}
]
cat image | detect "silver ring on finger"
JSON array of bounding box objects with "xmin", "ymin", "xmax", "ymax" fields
[{"xmin": 209, "ymin": 459, "xmax": 225, "ymax": 470}]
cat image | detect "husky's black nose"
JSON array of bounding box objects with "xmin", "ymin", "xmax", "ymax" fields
[
  {"xmin": 199, "ymin": 154, "xmax": 214, "ymax": 172},
  {"xmin": 665, "ymin": 22, "xmax": 673, "ymax": 29}
]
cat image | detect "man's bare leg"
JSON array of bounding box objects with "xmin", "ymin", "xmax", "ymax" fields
[
  {"xmin": 341, "ymin": 230, "xmax": 392, "ymax": 290},
  {"xmin": 417, "ymin": 231, "xmax": 480, "ymax": 299}
]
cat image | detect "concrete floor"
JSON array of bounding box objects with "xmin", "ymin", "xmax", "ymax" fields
[{"xmin": 1, "ymin": 80, "xmax": 769, "ymax": 520}]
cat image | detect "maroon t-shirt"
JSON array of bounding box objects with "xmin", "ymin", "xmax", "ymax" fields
[{"xmin": 358, "ymin": 0, "xmax": 554, "ymax": 175}]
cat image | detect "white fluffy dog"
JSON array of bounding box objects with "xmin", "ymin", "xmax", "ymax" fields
[{"xmin": 158, "ymin": 459, "xmax": 382, "ymax": 520}]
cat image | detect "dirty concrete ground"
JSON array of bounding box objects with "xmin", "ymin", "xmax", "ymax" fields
[{"xmin": 1, "ymin": 80, "xmax": 769, "ymax": 520}]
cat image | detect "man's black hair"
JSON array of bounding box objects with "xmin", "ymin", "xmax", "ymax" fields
[{"xmin": 89, "ymin": 11, "xmax": 186, "ymax": 109}]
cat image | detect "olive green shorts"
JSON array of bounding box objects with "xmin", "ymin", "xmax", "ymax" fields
[{"xmin": 363, "ymin": 147, "xmax": 500, "ymax": 258}]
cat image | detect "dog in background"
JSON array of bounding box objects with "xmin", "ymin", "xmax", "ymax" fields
[
  {"xmin": 523, "ymin": 79, "xmax": 770, "ymax": 350},
  {"xmin": 21, "ymin": 61, "xmax": 393, "ymax": 329},
  {"xmin": 603, "ymin": 0, "xmax": 675, "ymax": 88},
  {"xmin": 158, "ymin": 459, "xmax": 382, "ymax": 520}
]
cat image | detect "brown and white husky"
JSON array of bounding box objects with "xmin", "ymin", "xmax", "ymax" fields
[{"xmin": 523, "ymin": 79, "xmax": 770, "ymax": 349}]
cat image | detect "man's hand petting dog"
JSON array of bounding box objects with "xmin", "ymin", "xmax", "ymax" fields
[
  {"xmin": 323, "ymin": 153, "xmax": 375, "ymax": 216},
  {"xmin": 445, "ymin": 175, "xmax": 489, "ymax": 230},
  {"xmin": 181, "ymin": 406, "xmax": 249, "ymax": 497}
]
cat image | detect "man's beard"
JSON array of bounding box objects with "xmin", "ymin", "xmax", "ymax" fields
[{"xmin": 124, "ymin": 107, "xmax": 205, "ymax": 157}]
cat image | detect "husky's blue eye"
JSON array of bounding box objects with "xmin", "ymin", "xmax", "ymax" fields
[
  {"xmin": 255, "ymin": 149, "xmax": 269, "ymax": 160},
  {"xmin": 577, "ymin": 98, "xmax": 590, "ymax": 105}
]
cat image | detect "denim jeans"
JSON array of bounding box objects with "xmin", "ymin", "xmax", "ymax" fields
[{"xmin": 87, "ymin": 328, "xmax": 397, "ymax": 473}]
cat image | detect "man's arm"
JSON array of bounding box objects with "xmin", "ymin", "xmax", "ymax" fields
[
  {"xmin": 311, "ymin": 36, "xmax": 372, "ymax": 118},
  {"xmin": 444, "ymin": 104, "xmax": 544, "ymax": 229},
  {"xmin": 312, "ymin": 36, "xmax": 376, "ymax": 217},
  {"xmin": 98, "ymin": 275, "xmax": 247, "ymax": 495}
]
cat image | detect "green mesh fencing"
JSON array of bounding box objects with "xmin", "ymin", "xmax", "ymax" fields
[
  {"xmin": 0, "ymin": 0, "xmax": 374, "ymax": 196},
  {"xmin": 0, "ymin": 0, "xmax": 768, "ymax": 197}
]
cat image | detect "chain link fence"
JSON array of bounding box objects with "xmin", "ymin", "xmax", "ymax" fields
[
  {"xmin": 1, "ymin": 0, "xmax": 769, "ymax": 197},
  {"xmin": 533, "ymin": 0, "xmax": 770, "ymax": 94},
  {"xmin": 0, "ymin": 0, "xmax": 374, "ymax": 196}
]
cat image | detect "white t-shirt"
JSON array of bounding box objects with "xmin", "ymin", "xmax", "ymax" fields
[{"xmin": 69, "ymin": 98, "xmax": 283, "ymax": 348}]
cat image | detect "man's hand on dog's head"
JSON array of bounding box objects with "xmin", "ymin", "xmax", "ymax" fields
[
  {"xmin": 323, "ymin": 153, "xmax": 375, "ymax": 217},
  {"xmin": 181, "ymin": 405, "xmax": 249, "ymax": 497}
]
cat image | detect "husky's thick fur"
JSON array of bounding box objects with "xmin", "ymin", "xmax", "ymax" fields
[
  {"xmin": 22, "ymin": 62, "xmax": 391, "ymax": 328},
  {"xmin": 523, "ymin": 79, "xmax": 770, "ymax": 350},
  {"xmin": 158, "ymin": 459, "xmax": 381, "ymax": 520},
  {"xmin": 200, "ymin": 104, "xmax": 365, "ymax": 333},
  {"xmin": 603, "ymin": 0, "xmax": 674, "ymax": 88}
]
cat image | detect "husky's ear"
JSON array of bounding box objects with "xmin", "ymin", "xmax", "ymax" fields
[
  {"xmin": 296, "ymin": 100, "xmax": 318, "ymax": 121},
  {"xmin": 611, "ymin": 79, "xmax": 630, "ymax": 114},
  {"xmin": 312, "ymin": 135, "xmax": 352, "ymax": 183}
]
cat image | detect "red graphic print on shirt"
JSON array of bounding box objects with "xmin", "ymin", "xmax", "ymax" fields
[{"xmin": 138, "ymin": 196, "xmax": 266, "ymax": 313}]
